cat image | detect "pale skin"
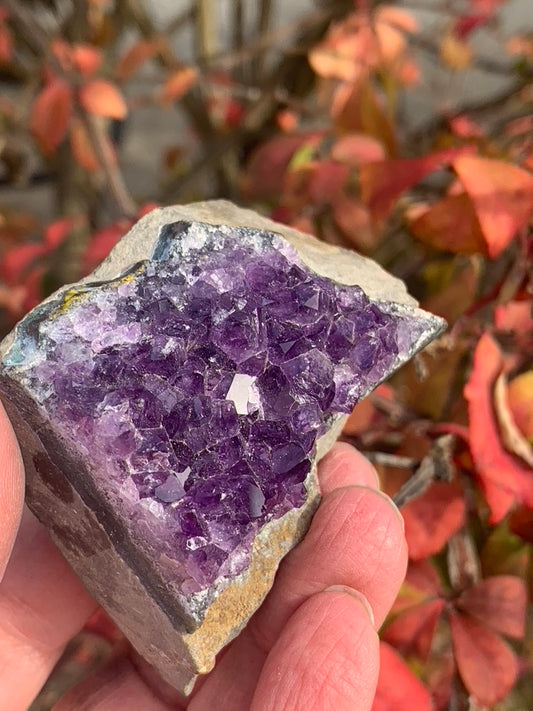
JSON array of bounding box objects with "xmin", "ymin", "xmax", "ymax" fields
[{"xmin": 0, "ymin": 402, "xmax": 407, "ymax": 710}]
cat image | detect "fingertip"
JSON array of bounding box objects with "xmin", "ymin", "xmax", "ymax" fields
[
  {"xmin": 318, "ymin": 442, "xmax": 380, "ymax": 494},
  {"xmin": 250, "ymin": 586, "xmax": 379, "ymax": 711},
  {"xmin": 0, "ymin": 400, "xmax": 25, "ymax": 581}
]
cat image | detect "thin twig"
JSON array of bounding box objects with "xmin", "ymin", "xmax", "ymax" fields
[
  {"xmin": 81, "ymin": 113, "xmax": 137, "ymax": 217},
  {"xmin": 362, "ymin": 452, "xmax": 418, "ymax": 469},
  {"xmin": 252, "ymin": 0, "xmax": 273, "ymax": 81},
  {"xmin": 393, "ymin": 435, "xmax": 456, "ymax": 508}
]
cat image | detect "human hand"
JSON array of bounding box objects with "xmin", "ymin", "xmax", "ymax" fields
[{"xmin": 0, "ymin": 401, "xmax": 407, "ymax": 710}]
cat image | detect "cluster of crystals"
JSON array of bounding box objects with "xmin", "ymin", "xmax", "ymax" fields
[{"xmin": 20, "ymin": 222, "xmax": 401, "ymax": 592}]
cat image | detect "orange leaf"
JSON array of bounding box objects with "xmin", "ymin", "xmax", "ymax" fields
[
  {"xmin": 383, "ymin": 598, "xmax": 444, "ymax": 660},
  {"xmin": 72, "ymin": 44, "xmax": 102, "ymax": 77},
  {"xmin": 402, "ymin": 481, "xmax": 466, "ymax": 560},
  {"xmin": 440, "ymin": 32, "xmax": 473, "ymax": 70},
  {"xmin": 409, "ymin": 192, "xmax": 487, "ymax": 254},
  {"xmin": 70, "ymin": 119, "xmax": 100, "ymax": 172},
  {"xmin": 79, "ymin": 79, "xmax": 128, "ymax": 120},
  {"xmin": 372, "ymin": 642, "xmax": 433, "ymax": 711},
  {"xmin": 30, "ymin": 79, "xmax": 73, "ymax": 155},
  {"xmin": 456, "ymin": 576, "xmax": 527, "ymax": 639},
  {"xmin": 160, "ymin": 67, "xmax": 198, "ymax": 106},
  {"xmin": 376, "ymin": 5, "xmax": 418, "ymax": 34},
  {"xmin": 330, "ymin": 133, "xmax": 385, "ymax": 165},
  {"xmin": 116, "ymin": 39, "xmax": 160, "ymax": 80},
  {"xmin": 453, "ymin": 155, "xmax": 533, "ymax": 258},
  {"xmin": 276, "ymin": 109, "xmax": 299, "ymax": 133},
  {"xmin": 308, "ymin": 16, "xmax": 373, "ymax": 83},
  {"xmin": 450, "ymin": 612, "xmax": 519, "ymax": 707},
  {"xmin": 360, "ymin": 147, "xmax": 470, "ymax": 222},
  {"xmin": 333, "ymin": 80, "xmax": 397, "ymax": 157},
  {"xmin": 464, "ymin": 334, "xmax": 533, "ymax": 523},
  {"xmin": 507, "ymin": 371, "xmax": 533, "ymax": 441}
]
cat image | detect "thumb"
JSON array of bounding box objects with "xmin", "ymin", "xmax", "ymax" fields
[{"xmin": 0, "ymin": 400, "xmax": 25, "ymax": 581}]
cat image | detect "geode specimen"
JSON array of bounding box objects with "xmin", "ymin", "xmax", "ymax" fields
[{"xmin": 0, "ymin": 201, "xmax": 445, "ymax": 693}]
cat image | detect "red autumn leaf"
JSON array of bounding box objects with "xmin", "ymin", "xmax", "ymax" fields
[
  {"xmin": 242, "ymin": 133, "xmax": 323, "ymax": 200},
  {"xmin": 448, "ymin": 114, "xmax": 485, "ymax": 138},
  {"xmin": 30, "ymin": 78, "xmax": 73, "ymax": 154},
  {"xmin": 160, "ymin": 67, "xmax": 199, "ymax": 106},
  {"xmin": 330, "ymin": 134, "xmax": 386, "ymax": 165},
  {"xmin": 494, "ymin": 300, "xmax": 533, "ymax": 333},
  {"xmin": 409, "ymin": 192, "xmax": 487, "ymax": 254},
  {"xmin": 0, "ymin": 23, "xmax": 13, "ymax": 63},
  {"xmin": 405, "ymin": 559, "xmax": 443, "ymax": 597},
  {"xmin": 383, "ymin": 598, "xmax": 444, "ymax": 660},
  {"xmin": 450, "ymin": 612, "xmax": 519, "ymax": 707},
  {"xmin": 464, "ymin": 334, "xmax": 533, "ymax": 523},
  {"xmin": 402, "ymin": 481, "xmax": 466, "ymax": 560},
  {"xmin": 72, "ymin": 44, "xmax": 102, "ymax": 77},
  {"xmin": 79, "ymin": 79, "xmax": 128, "ymax": 120},
  {"xmin": 453, "ymin": 155, "xmax": 533, "ymax": 258},
  {"xmin": 81, "ymin": 219, "xmax": 132, "ymax": 275},
  {"xmin": 372, "ymin": 642, "xmax": 433, "ymax": 711},
  {"xmin": 456, "ymin": 575, "xmax": 527, "ymax": 639},
  {"xmin": 453, "ymin": 14, "xmax": 489, "ymax": 39},
  {"xmin": 360, "ymin": 147, "xmax": 471, "ymax": 222},
  {"xmin": 136, "ymin": 202, "xmax": 159, "ymax": 219},
  {"xmin": 509, "ymin": 506, "xmax": 533, "ymax": 543},
  {"xmin": 44, "ymin": 217, "xmax": 78, "ymax": 249},
  {"xmin": 0, "ymin": 243, "xmax": 46, "ymax": 285},
  {"xmin": 116, "ymin": 39, "xmax": 160, "ymax": 80},
  {"xmin": 307, "ymin": 161, "xmax": 350, "ymax": 204}
]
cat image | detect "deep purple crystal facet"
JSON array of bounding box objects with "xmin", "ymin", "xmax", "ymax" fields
[{"xmin": 5, "ymin": 221, "xmax": 413, "ymax": 593}]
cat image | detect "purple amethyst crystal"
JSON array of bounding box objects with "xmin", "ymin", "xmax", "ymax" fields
[{"xmin": 0, "ymin": 202, "xmax": 445, "ymax": 693}]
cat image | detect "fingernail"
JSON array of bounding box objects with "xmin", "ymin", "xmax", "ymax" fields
[
  {"xmin": 387, "ymin": 494, "xmax": 405, "ymax": 533},
  {"xmin": 323, "ymin": 585, "xmax": 375, "ymax": 626}
]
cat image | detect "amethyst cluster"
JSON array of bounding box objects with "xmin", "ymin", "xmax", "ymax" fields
[{"xmin": 6, "ymin": 221, "xmax": 416, "ymax": 593}]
